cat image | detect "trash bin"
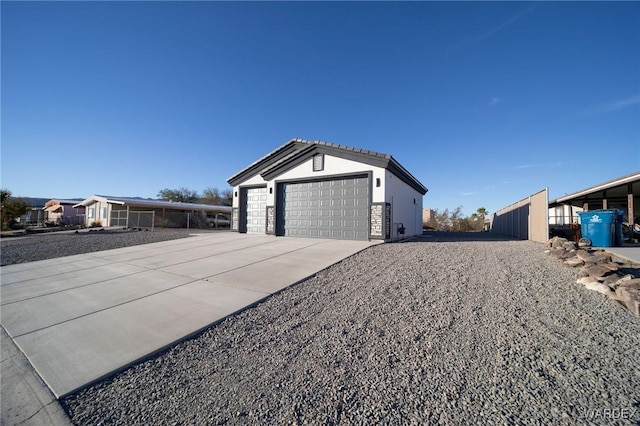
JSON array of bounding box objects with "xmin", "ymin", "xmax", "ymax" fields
[
  {"xmin": 577, "ymin": 210, "xmax": 617, "ymax": 247},
  {"xmin": 614, "ymin": 210, "xmax": 624, "ymax": 246}
]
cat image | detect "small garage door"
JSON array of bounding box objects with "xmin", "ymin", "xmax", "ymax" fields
[
  {"xmin": 280, "ymin": 176, "xmax": 369, "ymax": 240},
  {"xmin": 246, "ymin": 187, "xmax": 267, "ymax": 234}
]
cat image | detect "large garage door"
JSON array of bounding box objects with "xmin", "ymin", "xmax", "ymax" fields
[
  {"xmin": 246, "ymin": 187, "xmax": 267, "ymax": 234},
  {"xmin": 281, "ymin": 176, "xmax": 369, "ymax": 240}
]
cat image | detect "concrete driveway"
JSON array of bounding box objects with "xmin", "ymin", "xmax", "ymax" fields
[{"xmin": 1, "ymin": 233, "xmax": 378, "ymax": 402}]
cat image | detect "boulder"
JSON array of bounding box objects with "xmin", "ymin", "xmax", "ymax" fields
[
  {"xmin": 615, "ymin": 285, "xmax": 640, "ymax": 316},
  {"xmin": 584, "ymin": 281, "xmax": 617, "ymax": 299},
  {"xmin": 585, "ymin": 253, "xmax": 612, "ymax": 265},
  {"xmin": 617, "ymin": 278, "xmax": 640, "ymax": 289},
  {"xmin": 614, "ymin": 274, "xmax": 636, "ymax": 285},
  {"xmin": 576, "ymin": 269, "xmax": 590, "ymax": 279},
  {"xmin": 587, "ymin": 265, "xmax": 613, "ymax": 279},
  {"xmin": 602, "ymin": 274, "xmax": 622, "ymax": 286},
  {"xmin": 548, "ymin": 248, "xmax": 567, "ymax": 259},
  {"xmin": 578, "ymin": 238, "xmax": 592, "ymax": 248},
  {"xmin": 564, "ymin": 258, "xmax": 584, "ymax": 267},
  {"xmin": 547, "ymin": 236, "xmax": 568, "ymax": 249},
  {"xmin": 576, "ymin": 250, "xmax": 593, "ymax": 262},
  {"xmin": 577, "ymin": 276, "xmax": 598, "ymax": 286},
  {"xmin": 562, "ymin": 241, "xmax": 578, "ymax": 251},
  {"xmin": 558, "ymin": 250, "xmax": 576, "ymax": 260}
]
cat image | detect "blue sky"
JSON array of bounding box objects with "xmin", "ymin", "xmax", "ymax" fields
[{"xmin": 2, "ymin": 1, "xmax": 639, "ymax": 216}]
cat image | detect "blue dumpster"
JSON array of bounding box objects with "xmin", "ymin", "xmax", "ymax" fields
[
  {"xmin": 614, "ymin": 210, "xmax": 624, "ymax": 246},
  {"xmin": 578, "ymin": 210, "xmax": 617, "ymax": 247}
]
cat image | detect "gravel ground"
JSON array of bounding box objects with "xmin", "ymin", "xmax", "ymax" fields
[
  {"xmin": 61, "ymin": 236, "xmax": 640, "ymax": 425},
  {"xmin": 0, "ymin": 229, "xmax": 192, "ymax": 266}
]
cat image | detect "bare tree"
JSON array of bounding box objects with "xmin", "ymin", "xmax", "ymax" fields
[
  {"xmin": 157, "ymin": 187, "xmax": 199, "ymax": 203},
  {"xmin": 200, "ymin": 187, "xmax": 233, "ymax": 206},
  {"xmin": 220, "ymin": 188, "xmax": 233, "ymax": 206},
  {"xmin": 200, "ymin": 187, "xmax": 222, "ymax": 205}
]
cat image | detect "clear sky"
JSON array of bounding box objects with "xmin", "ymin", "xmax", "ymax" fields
[{"xmin": 2, "ymin": 1, "xmax": 639, "ymax": 216}]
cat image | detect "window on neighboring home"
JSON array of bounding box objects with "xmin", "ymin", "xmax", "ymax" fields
[
  {"xmin": 88, "ymin": 207, "xmax": 95, "ymax": 219},
  {"xmin": 313, "ymin": 154, "xmax": 324, "ymax": 171},
  {"xmin": 555, "ymin": 206, "xmax": 564, "ymax": 225},
  {"xmin": 101, "ymin": 207, "xmax": 107, "ymax": 219}
]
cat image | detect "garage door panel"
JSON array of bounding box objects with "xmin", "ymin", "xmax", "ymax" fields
[
  {"xmin": 281, "ymin": 176, "xmax": 369, "ymax": 240},
  {"xmin": 245, "ymin": 187, "xmax": 267, "ymax": 234}
]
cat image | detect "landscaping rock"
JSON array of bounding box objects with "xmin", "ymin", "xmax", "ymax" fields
[
  {"xmin": 576, "ymin": 250, "xmax": 592, "ymax": 262},
  {"xmin": 616, "ymin": 285, "xmax": 640, "ymax": 316},
  {"xmin": 563, "ymin": 258, "xmax": 584, "ymax": 267},
  {"xmin": 587, "ymin": 265, "xmax": 612, "ymax": 279},
  {"xmin": 547, "ymin": 240, "xmax": 640, "ymax": 317},
  {"xmin": 578, "ymin": 238, "xmax": 592, "ymax": 248},
  {"xmin": 585, "ymin": 253, "xmax": 612, "ymax": 265},
  {"xmin": 584, "ymin": 281, "xmax": 617, "ymax": 299},
  {"xmin": 617, "ymin": 277, "xmax": 640, "ymax": 288},
  {"xmin": 576, "ymin": 269, "xmax": 589, "ymax": 279},
  {"xmin": 577, "ymin": 276, "xmax": 598, "ymax": 286},
  {"xmin": 602, "ymin": 274, "xmax": 622, "ymax": 287},
  {"xmin": 547, "ymin": 236, "xmax": 566, "ymax": 249},
  {"xmin": 547, "ymin": 248, "xmax": 563, "ymax": 258}
]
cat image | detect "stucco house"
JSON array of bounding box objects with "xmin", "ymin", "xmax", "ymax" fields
[
  {"xmin": 73, "ymin": 195, "xmax": 231, "ymax": 229},
  {"xmin": 227, "ymin": 138, "xmax": 428, "ymax": 241},
  {"xmin": 43, "ymin": 199, "xmax": 85, "ymax": 225}
]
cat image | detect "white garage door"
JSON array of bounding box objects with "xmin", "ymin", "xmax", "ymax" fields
[
  {"xmin": 246, "ymin": 187, "xmax": 267, "ymax": 234},
  {"xmin": 281, "ymin": 176, "xmax": 369, "ymax": 240}
]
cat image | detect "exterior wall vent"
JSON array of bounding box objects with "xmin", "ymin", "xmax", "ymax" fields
[{"xmin": 313, "ymin": 154, "xmax": 324, "ymax": 171}]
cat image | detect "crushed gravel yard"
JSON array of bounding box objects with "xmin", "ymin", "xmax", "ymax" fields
[
  {"xmin": 61, "ymin": 235, "xmax": 640, "ymax": 425},
  {"xmin": 0, "ymin": 229, "xmax": 192, "ymax": 266}
]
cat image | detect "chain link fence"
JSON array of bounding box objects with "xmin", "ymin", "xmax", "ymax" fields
[{"xmin": 109, "ymin": 210, "xmax": 231, "ymax": 231}]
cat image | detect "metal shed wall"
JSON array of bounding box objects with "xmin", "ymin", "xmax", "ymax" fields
[{"xmin": 491, "ymin": 188, "xmax": 548, "ymax": 243}]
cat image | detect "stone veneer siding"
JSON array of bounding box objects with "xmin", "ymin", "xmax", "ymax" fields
[
  {"xmin": 370, "ymin": 203, "xmax": 390, "ymax": 239},
  {"xmin": 266, "ymin": 206, "xmax": 275, "ymax": 235},
  {"xmin": 231, "ymin": 207, "xmax": 239, "ymax": 231},
  {"xmin": 385, "ymin": 203, "xmax": 391, "ymax": 239}
]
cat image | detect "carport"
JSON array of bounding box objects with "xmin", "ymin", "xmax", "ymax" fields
[{"xmin": 549, "ymin": 171, "xmax": 640, "ymax": 225}]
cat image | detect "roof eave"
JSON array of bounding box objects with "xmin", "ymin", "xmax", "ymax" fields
[
  {"xmin": 551, "ymin": 171, "xmax": 640, "ymax": 204},
  {"xmin": 227, "ymin": 139, "xmax": 309, "ymax": 187}
]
